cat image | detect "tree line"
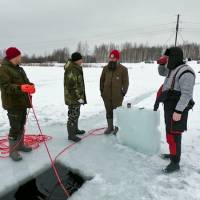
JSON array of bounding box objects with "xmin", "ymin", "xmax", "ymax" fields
[{"xmin": 1, "ymin": 42, "xmax": 200, "ymax": 63}]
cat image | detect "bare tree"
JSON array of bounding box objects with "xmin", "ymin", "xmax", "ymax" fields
[{"xmin": 20, "ymin": 42, "xmax": 200, "ymax": 64}]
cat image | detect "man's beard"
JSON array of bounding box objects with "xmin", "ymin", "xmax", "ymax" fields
[{"xmin": 108, "ymin": 61, "xmax": 117, "ymax": 70}]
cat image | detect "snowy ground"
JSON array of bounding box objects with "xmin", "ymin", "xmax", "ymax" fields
[{"xmin": 0, "ymin": 62, "xmax": 200, "ymax": 199}]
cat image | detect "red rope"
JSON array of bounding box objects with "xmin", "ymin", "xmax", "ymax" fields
[
  {"xmin": 0, "ymin": 109, "xmax": 33, "ymax": 157},
  {"xmin": 0, "ymin": 93, "xmax": 106, "ymax": 198},
  {"xmin": 27, "ymin": 94, "xmax": 70, "ymax": 197},
  {"xmin": 53, "ymin": 127, "xmax": 106, "ymax": 163},
  {"xmin": 0, "ymin": 134, "xmax": 52, "ymax": 158}
]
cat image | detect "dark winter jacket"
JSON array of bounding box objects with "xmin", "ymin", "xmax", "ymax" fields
[
  {"xmin": 100, "ymin": 63, "xmax": 129, "ymax": 109},
  {"xmin": 0, "ymin": 58, "xmax": 32, "ymax": 110},
  {"xmin": 154, "ymin": 47, "xmax": 195, "ymax": 113},
  {"xmin": 155, "ymin": 47, "xmax": 195, "ymax": 132},
  {"xmin": 64, "ymin": 60, "xmax": 87, "ymax": 106}
]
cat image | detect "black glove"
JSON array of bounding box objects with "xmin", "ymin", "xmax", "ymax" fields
[{"xmin": 153, "ymin": 100, "xmax": 159, "ymax": 111}]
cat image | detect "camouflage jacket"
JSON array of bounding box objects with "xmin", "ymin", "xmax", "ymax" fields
[
  {"xmin": 0, "ymin": 58, "xmax": 32, "ymax": 110},
  {"xmin": 64, "ymin": 60, "xmax": 87, "ymax": 106}
]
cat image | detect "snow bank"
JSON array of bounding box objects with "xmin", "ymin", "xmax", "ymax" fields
[{"xmin": 1, "ymin": 63, "xmax": 200, "ymax": 200}]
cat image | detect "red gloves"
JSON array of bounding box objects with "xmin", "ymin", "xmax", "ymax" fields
[
  {"xmin": 21, "ymin": 84, "xmax": 36, "ymax": 94},
  {"xmin": 157, "ymin": 55, "xmax": 168, "ymax": 65}
]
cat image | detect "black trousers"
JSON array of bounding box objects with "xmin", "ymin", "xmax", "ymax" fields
[
  {"xmin": 103, "ymin": 102, "xmax": 113, "ymax": 119},
  {"xmin": 7, "ymin": 109, "xmax": 27, "ymax": 140},
  {"xmin": 164, "ymin": 101, "xmax": 189, "ymax": 133},
  {"xmin": 67, "ymin": 105, "xmax": 80, "ymax": 127}
]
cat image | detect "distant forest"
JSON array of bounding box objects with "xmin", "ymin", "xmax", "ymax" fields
[{"xmin": 1, "ymin": 41, "xmax": 200, "ymax": 63}]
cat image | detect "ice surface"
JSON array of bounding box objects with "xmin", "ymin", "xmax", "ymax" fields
[
  {"xmin": 115, "ymin": 106, "xmax": 161, "ymax": 155},
  {"xmin": 1, "ymin": 62, "xmax": 200, "ymax": 200},
  {"xmin": 0, "ymin": 63, "xmax": 162, "ymax": 130}
]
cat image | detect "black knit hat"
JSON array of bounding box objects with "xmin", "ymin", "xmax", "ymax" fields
[{"xmin": 71, "ymin": 52, "xmax": 83, "ymax": 62}]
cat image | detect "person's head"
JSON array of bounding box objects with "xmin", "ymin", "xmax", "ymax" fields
[
  {"xmin": 164, "ymin": 47, "xmax": 184, "ymax": 70},
  {"xmin": 109, "ymin": 50, "xmax": 120, "ymax": 62},
  {"xmin": 108, "ymin": 50, "xmax": 120, "ymax": 70},
  {"xmin": 5, "ymin": 47, "xmax": 22, "ymax": 66},
  {"xmin": 71, "ymin": 52, "xmax": 83, "ymax": 65}
]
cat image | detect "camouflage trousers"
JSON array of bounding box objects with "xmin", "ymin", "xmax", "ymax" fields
[
  {"xmin": 67, "ymin": 105, "xmax": 80, "ymax": 127},
  {"xmin": 7, "ymin": 109, "xmax": 27, "ymax": 140}
]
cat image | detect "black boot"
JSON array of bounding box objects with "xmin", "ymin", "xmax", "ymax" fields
[
  {"xmin": 67, "ymin": 124, "xmax": 81, "ymax": 143},
  {"xmin": 76, "ymin": 130, "xmax": 86, "ymax": 135},
  {"xmin": 112, "ymin": 126, "xmax": 119, "ymax": 135},
  {"xmin": 162, "ymin": 162, "xmax": 180, "ymax": 174},
  {"xmin": 75, "ymin": 120, "xmax": 86, "ymax": 135},
  {"xmin": 104, "ymin": 118, "xmax": 114, "ymax": 135}
]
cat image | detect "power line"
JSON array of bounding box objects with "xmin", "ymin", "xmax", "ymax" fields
[
  {"xmin": 3, "ymin": 14, "xmax": 200, "ymax": 53},
  {"xmin": 1, "ymin": 22, "xmax": 176, "ymax": 47},
  {"xmin": 179, "ymin": 32, "xmax": 186, "ymax": 43},
  {"xmin": 164, "ymin": 31, "xmax": 175, "ymax": 46},
  {"xmin": 181, "ymin": 21, "xmax": 200, "ymax": 25}
]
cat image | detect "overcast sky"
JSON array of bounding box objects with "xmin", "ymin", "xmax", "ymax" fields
[{"xmin": 0, "ymin": 0, "xmax": 200, "ymax": 55}]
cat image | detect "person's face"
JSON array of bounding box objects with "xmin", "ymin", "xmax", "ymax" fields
[
  {"xmin": 10, "ymin": 55, "xmax": 22, "ymax": 66},
  {"xmin": 109, "ymin": 57, "xmax": 117, "ymax": 62},
  {"xmin": 75, "ymin": 59, "xmax": 84, "ymax": 66}
]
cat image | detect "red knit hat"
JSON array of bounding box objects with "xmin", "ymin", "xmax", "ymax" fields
[
  {"xmin": 5, "ymin": 47, "xmax": 21, "ymax": 60},
  {"xmin": 109, "ymin": 50, "xmax": 120, "ymax": 60}
]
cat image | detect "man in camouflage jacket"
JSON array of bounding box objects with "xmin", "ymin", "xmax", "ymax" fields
[
  {"xmin": 64, "ymin": 52, "xmax": 87, "ymax": 142},
  {"xmin": 0, "ymin": 47, "xmax": 35, "ymax": 161}
]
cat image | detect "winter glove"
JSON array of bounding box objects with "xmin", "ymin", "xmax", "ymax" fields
[
  {"xmin": 78, "ymin": 99, "xmax": 85, "ymax": 104},
  {"xmin": 157, "ymin": 55, "xmax": 168, "ymax": 65},
  {"xmin": 153, "ymin": 85, "xmax": 163, "ymax": 111},
  {"xmin": 21, "ymin": 84, "xmax": 36, "ymax": 94},
  {"xmin": 153, "ymin": 100, "xmax": 159, "ymax": 111}
]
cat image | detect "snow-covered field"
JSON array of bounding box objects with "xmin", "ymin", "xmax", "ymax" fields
[
  {"xmin": 0, "ymin": 63, "xmax": 164, "ymax": 129},
  {"xmin": 0, "ymin": 62, "xmax": 200, "ymax": 199}
]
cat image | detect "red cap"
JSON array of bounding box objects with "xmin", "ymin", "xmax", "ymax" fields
[
  {"xmin": 5, "ymin": 47, "xmax": 21, "ymax": 60},
  {"xmin": 109, "ymin": 50, "xmax": 120, "ymax": 60}
]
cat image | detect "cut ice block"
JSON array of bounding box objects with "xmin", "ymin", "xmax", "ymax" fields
[{"xmin": 115, "ymin": 106, "xmax": 161, "ymax": 155}]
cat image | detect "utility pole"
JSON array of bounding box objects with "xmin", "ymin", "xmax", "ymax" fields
[{"xmin": 175, "ymin": 14, "xmax": 180, "ymax": 47}]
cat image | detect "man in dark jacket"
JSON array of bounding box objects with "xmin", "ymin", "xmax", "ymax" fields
[
  {"xmin": 100, "ymin": 50, "xmax": 129, "ymax": 135},
  {"xmin": 0, "ymin": 47, "xmax": 35, "ymax": 161},
  {"xmin": 155, "ymin": 47, "xmax": 195, "ymax": 173},
  {"xmin": 64, "ymin": 52, "xmax": 87, "ymax": 142}
]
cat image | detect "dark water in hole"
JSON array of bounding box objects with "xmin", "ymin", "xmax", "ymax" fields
[{"xmin": 1, "ymin": 162, "xmax": 89, "ymax": 200}]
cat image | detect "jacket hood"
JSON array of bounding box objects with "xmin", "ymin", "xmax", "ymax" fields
[{"xmin": 165, "ymin": 47, "xmax": 184, "ymax": 70}]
